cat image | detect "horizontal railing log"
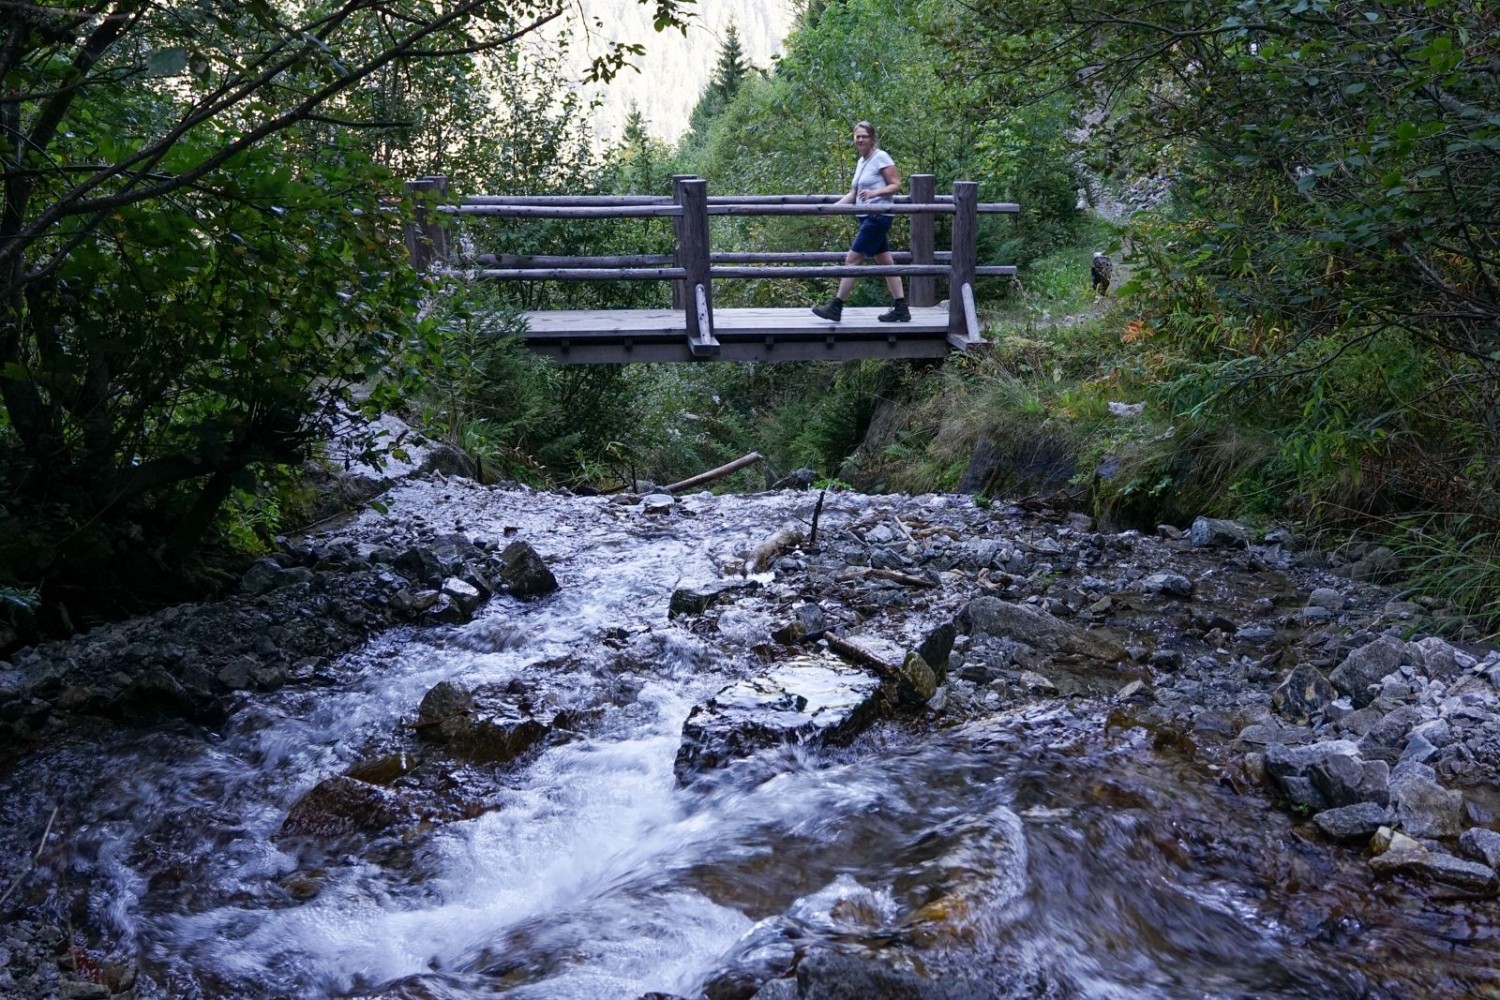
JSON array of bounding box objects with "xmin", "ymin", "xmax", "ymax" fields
[
  {"xmin": 478, "ymin": 251, "xmax": 982, "ymax": 268},
  {"xmin": 406, "ymin": 174, "xmax": 1012, "ymax": 359},
  {"xmin": 457, "ymin": 193, "xmax": 1018, "ymax": 213},
  {"xmin": 463, "ymin": 264, "xmax": 1016, "ymax": 282}
]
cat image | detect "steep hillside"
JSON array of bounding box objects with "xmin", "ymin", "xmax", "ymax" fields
[{"xmin": 567, "ymin": 0, "xmax": 796, "ymax": 143}]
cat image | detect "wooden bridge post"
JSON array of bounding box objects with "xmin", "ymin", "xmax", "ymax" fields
[
  {"xmin": 948, "ymin": 180, "xmax": 980, "ymax": 344},
  {"xmin": 670, "ymin": 175, "xmax": 696, "ymax": 309},
  {"xmin": 909, "ymin": 174, "xmax": 936, "ymax": 308},
  {"xmin": 679, "ymin": 178, "xmax": 718, "ymax": 355},
  {"xmin": 404, "ymin": 176, "xmax": 449, "ymax": 273}
]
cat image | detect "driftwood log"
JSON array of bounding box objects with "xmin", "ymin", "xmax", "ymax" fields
[
  {"xmin": 824, "ymin": 634, "xmax": 904, "ymax": 683},
  {"xmin": 665, "ymin": 452, "xmax": 763, "ymax": 494},
  {"xmin": 833, "ymin": 566, "xmax": 938, "ymax": 589},
  {"xmin": 750, "ymin": 521, "xmax": 807, "ymax": 573}
]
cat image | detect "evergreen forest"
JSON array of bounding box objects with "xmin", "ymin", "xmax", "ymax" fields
[{"xmin": 3, "ymin": 0, "xmax": 1498, "ymax": 646}]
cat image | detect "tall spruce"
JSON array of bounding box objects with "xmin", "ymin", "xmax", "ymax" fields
[{"xmin": 709, "ymin": 23, "xmax": 751, "ymax": 104}]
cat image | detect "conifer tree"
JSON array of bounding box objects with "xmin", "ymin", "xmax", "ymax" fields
[{"xmin": 709, "ymin": 23, "xmax": 751, "ymax": 104}]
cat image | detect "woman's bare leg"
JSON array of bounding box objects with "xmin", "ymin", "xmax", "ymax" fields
[
  {"xmin": 836, "ymin": 250, "xmax": 865, "ymax": 300},
  {"xmin": 875, "ymin": 250, "xmax": 904, "ymax": 300}
]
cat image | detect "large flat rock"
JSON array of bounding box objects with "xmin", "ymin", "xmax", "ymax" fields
[{"xmin": 674, "ymin": 656, "xmax": 886, "ymax": 783}]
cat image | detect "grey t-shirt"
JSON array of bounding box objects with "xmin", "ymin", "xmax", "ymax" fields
[{"xmin": 851, "ymin": 148, "xmax": 894, "ymax": 217}]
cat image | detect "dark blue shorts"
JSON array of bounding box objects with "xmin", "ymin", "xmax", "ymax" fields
[{"xmin": 851, "ymin": 214, "xmax": 893, "ymax": 256}]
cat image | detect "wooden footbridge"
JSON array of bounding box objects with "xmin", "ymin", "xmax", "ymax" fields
[{"xmin": 404, "ymin": 175, "xmax": 1017, "ymax": 364}]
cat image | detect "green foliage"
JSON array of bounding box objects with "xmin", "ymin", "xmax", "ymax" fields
[
  {"xmin": 1394, "ymin": 516, "xmax": 1500, "ymax": 642},
  {"xmin": 948, "ymin": 0, "xmax": 1500, "ymax": 525},
  {"xmin": 0, "ymin": 0, "xmax": 694, "ymax": 625},
  {"xmin": 678, "ymin": 0, "xmax": 1081, "ymax": 307}
]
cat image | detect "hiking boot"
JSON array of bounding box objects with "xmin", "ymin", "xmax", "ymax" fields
[
  {"xmin": 878, "ymin": 301, "xmax": 911, "ymax": 322},
  {"xmin": 812, "ymin": 298, "xmax": 843, "ymax": 321}
]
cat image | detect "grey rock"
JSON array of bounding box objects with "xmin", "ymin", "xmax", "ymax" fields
[
  {"xmin": 241, "ymin": 557, "xmax": 289, "ymax": 596},
  {"xmin": 674, "ymin": 656, "xmax": 885, "ymax": 783},
  {"xmin": 751, "ymin": 979, "xmax": 799, "ymax": 1000},
  {"xmin": 1343, "ymin": 545, "xmax": 1400, "ymax": 583},
  {"xmin": 1308, "ymin": 752, "xmax": 1389, "ymax": 808},
  {"xmin": 497, "ymin": 540, "xmax": 558, "ymax": 598},
  {"xmin": 1141, "ymin": 573, "xmax": 1193, "ymax": 597},
  {"xmin": 1412, "ymin": 636, "xmax": 1466, "ymax": 682},
  {"xmin": 418, "ymin": 680, "xmax": 473, "ymax": 732},
  {"xmin": 441, "ymin": 577, "xmax": 484, "ymax": 618},
  {"xmin": 957, "ymin": 597, "xmax": 1127, "ymax": 662},
  {"xmin": 1189, "ymin": 516, "xmax": 1249, "ymax": 549},
  {"xmin": 215, "ymin": 654, "xmax": 260, "ymax": 691},
  {"xmin": 1459, "ymin": 828, "xmax": 1500, "ymax": 869},
  {"xmin": 1390, "ymin": 764, "xmax": 1467, "ymax": 838},
  {"xmin": 1369, "ymin": 849, "xmax": 1497, "ymax": 892},
  {"xmin": 1330, "ymin": 637, "xmax": 1408, "ymax": 708},
  {"xmin": 1314, "ymin": 802, "xmax": 1393, "ymax": 840},
  {"xmin": 1358, "ymin": 704, "xmax": 1425, "ymax": 760},
  {"xmin": 1307, "ymin": 587, "xmax": 1345, "ymax": 611},
  {"xmin": 1271, "ymin": 664, "xmax": 1338, "ymax": 725}
]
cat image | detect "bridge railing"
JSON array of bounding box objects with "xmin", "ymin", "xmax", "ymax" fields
[{"xmin": 403, "ymin": 175, "xmax": 1017, "ymax": 356}]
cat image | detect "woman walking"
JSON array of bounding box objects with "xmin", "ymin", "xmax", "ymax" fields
[{"xmin": 811, "ymin": 120, "xmax": 910, "ymax": 323}]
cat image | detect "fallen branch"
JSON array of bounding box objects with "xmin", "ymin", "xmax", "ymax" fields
[
  {"xmin": 824, "ymin": 633, "xmax": 903, "ymax": 683},
  {"xmin": 750, "ymin": 521, "xmax": 807, "ymax": 572},
  {"xmin": 833, "ymin": 566, "xmax": 938, "ymax": 588},
  {"xmin": 0, "ymin": 805, "xmax": 57, "ymax": 909},
  {"xmin": 664, "ymin": 452, "xmax": 764, "ymax": 494},
  {"xmin": 808, "ymin": 488, "xmax": 827, "ymax": 549}
]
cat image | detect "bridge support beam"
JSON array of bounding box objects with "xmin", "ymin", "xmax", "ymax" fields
[
  {"xmin": 947, "ymin": 181, "xmax": 978, "ymax": 341},
  {"xmin": 404, "ymin": 176, "xmax": 449, "ymax": 272},
  {"xmin": 909, "ymin": 174, "xmax": 936, "ymax": 307},
  {"xmin": 678, "ymin": 179, "xmax": 718, "ymax": 356}
]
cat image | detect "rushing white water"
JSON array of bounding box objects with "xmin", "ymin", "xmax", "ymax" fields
[{"xmin": 4, "ymin": 486, "xmax": 1498, "ymax": 999}]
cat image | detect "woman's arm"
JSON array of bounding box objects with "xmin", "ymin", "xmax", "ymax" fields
[{"xmin": 858, "ymin": 165, "xmax": 903, "ymax": 202}]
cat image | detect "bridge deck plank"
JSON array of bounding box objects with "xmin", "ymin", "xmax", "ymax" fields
[
  {"xmin": 520, "ymin": 306, "xmax": 949, "ymax": 339},
  {"xmin": 516, "ymin": 306, "xmax": 960, "ymax": 363}
]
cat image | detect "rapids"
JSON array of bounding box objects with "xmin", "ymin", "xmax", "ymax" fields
[{"xmin": 1, "ymin": 485, "xmax": 1497, "ymax": 999}]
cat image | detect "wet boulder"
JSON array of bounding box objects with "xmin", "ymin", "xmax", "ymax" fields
[
  {"xmin": 416, "ymin": 680, "xmax": 548, "ymax": 763},
  {"xmin": 793, "ymin": 951, "xmax": 959, "ymax": 1000},
  {"xmin": 417, "ymin": 680, "xmax": 474, "ymax": 739},
  {"xmin": 453, "ymin": 713, "xmax": 549, "ymax": 764},
  {"xmin": 957, "ymin": 597, "xmax": 1127, "ymax": 662},
  {"xmin": 1313, "ymin": 802, "xmax": 1392, "ymax": 840},
  {"xmin": 440, "ymin": 577, "xmax": 485, "ymax": 620},
  {"xmin": 674, "ymin": 656, "xmax": 884, "ymax": 783},
  {"xmin": 496, "ymin": 540, "xmax": 558, "ymax": 598},
  {"xmin": 669, "ymin": 580, "xmax": 760, "ymax": 619},
  {"xmin": 1368, "ymin": 847, "xmax": 1497, "ymax": 892},
  {"xmin": 278, "ymin": 775, "xmax": 417, "ymax": 842},
  {"xmin": 1263, "ymin": 740, "xmax": 1388, "ymax": 812}
]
